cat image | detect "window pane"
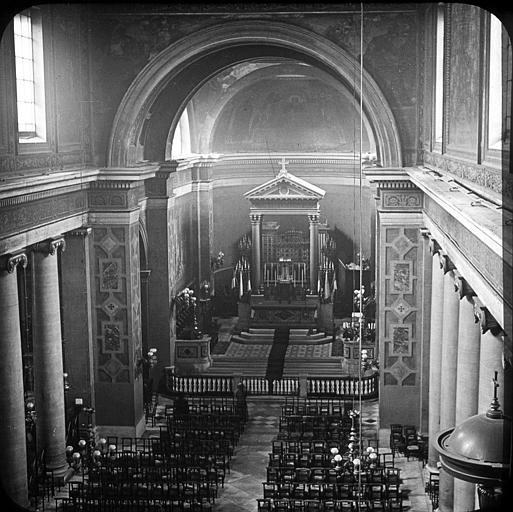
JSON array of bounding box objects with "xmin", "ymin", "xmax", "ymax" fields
[
  {"xmin": 488, "ymin": 14, "xmax": 502, "ymax": 149},
  {"xmin": 434, "ymin": 6, "xmax": 444, "ymax": 143},
  {"xmin": 14, "ymin": 10, "xmax": 45, "ymax": 141}
]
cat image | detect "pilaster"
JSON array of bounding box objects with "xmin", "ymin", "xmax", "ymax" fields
[
  {"xmin": 145, "ymin": 162, "xmax": 177, "ymax": 374},
  {"xmin": 61, "ymin": 228, "xmax": 95, "ymax": 411},
  {"xmin": 88, "ymin": 178, "xmax": 145, "ymax": 437}
]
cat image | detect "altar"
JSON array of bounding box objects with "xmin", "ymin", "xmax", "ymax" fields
[{"xmin": 243, "ymin": 158, "xmax": 326, "ymax": 292}]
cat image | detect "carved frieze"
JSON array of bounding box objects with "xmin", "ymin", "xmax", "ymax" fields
[
  {"xmin": 423, "ymin": 150, "xmax": 506, "ymax": 199},
  {"xmin": 88, "ymin": 182, "xmax": 144, "ymax": 210},
  {"xmin": 381, "ymin": 190, "xmax": 423, "ymax": 209},
  {"xmin": 0, "ymin": 190, "xmax": 87, "ymax": 238},
  {"xmin": 424, "ymin": 195, "xmax": 505, "ymax": 296}
]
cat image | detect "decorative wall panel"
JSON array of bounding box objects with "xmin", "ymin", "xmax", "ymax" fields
[
  {"xmin": 380, "ymin": 226, "xmax": 422, "ymax": 386},
  {"xmin": 92, "ymin": 226, "xmax": 136, "ymax": 383}
]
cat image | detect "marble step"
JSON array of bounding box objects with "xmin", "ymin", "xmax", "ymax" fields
[
  {"xmin": 231, "ymin": 334, "xmax": 275, "ymax": 344},
  {"xmin": 289, "ymin": 328, "xmax": 309, "ymax": 336},
  {"xmin": 248, "ymin": 328, "xmax": 275, "ymax": 335}
]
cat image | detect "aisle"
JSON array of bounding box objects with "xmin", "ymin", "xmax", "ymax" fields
[
  {"xmin": 266, "ymin": 327, "xmax": 290, "ymax": 380},
  {"xmin": 213, "ymin": 397, "xmax": 283, "ymax": 512}
]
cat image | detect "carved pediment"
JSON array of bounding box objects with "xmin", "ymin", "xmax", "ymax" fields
[{"xmin": 244, "ymin": 158, "xmax": 325, "ymax": 202}]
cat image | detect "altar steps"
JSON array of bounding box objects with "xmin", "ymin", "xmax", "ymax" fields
[
  {"xmin": 232, "ymin": 329, "xmax": 331, "ymax": 345},
  {"xmin": 206, "ymin": 357, "xmax": 270, "ymax": 375},
  {"xmin": 282, "ymin": 357, "xmax": 345, "ymax": 377},
  {"xmin": 206, "ymin": 356, "xmax": 345, "ymax": 377}
]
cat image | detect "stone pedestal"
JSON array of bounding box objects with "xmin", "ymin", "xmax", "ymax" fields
[
  {"xmin": 0, "ymin": 253, "xmax": 29, "ymax": 508},
  {"xmin": 174, "ymin": 336, "xmax": 212, "ymax": 374}
]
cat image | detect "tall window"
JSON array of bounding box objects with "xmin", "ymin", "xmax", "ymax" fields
[
  {"xmin": 434, "ymin": 4, "xmax": 445, "ymax": 145},
  {"xmin": 488, "ymin": 13, "xmax": 503, "ymax": 150},
  {"xmin": 14, "ymin": 9, "xmax": 46, "ymax": 142},
  {"xmin": 170, "ymin": 108, "xmax": 192, "ymax": 158}
]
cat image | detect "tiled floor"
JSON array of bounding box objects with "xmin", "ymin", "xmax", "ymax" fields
[{"xmin": 212, "ymin": 397, "xmax": 433, "ymax": 512}]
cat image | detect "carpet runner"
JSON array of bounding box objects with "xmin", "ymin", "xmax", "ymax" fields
[{"xmin": 265, "ymin": 327, "xmax": 290, "ymax": 380}]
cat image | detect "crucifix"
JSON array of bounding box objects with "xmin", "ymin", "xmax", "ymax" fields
[
  {"xmin": 488, "ymin": 370, "xmax": 502, "ymax": 417},
  {"xmin": 279, "ymin": 156, "xmax": 289, "ymax": 175}
]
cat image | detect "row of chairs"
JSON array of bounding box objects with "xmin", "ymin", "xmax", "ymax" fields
[
  {"xmin": 86, "ymin": 464, "xmax": 226, "ymax": 487},
  {"xmin": 282, "ymin": 398, "xmax": 347, "ymax": 416},
  {"xmin": 68, "ymin": 480, "xmax": 218, "ymax": 502},
  {"xmin": 167, "ymin": 413, "xmax": 245, "ymax": 430},
  {"xmin": 56, "ymin": 497, "xmax": 213, "ymax": 511},
  {"xmin": 272, "ymin": 440, "xmax": 334, "ymax": 455},
  {"xmin": 262, "ymin": 482, "xmax": 402, "ymax": 501},
  {"xmin": 266, "ymin": 467, "xmax": 400, "ymax": 485},
  {"xmin": 55, "ymin": 395, "xmax": 245, "ymax": 511},
  {"xmin": 257, "ymin": 498, "xmax": 403, "ymax": 511}
]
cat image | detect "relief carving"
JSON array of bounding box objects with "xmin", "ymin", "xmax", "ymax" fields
[{"xmin": 382, "ymin": 191, "xmax": 422, "ymax": 209}]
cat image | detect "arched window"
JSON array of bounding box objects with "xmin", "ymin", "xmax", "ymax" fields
[
  {"xmin": 170, "ymin": 107, "xmax": 192, "ymax": 159},
  {"xmin": 14, "ymin": 9, "xmax": 46, "ymax": 143}
]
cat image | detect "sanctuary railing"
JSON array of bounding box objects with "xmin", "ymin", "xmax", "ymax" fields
[{"xmin": 165, "ymin": 369, "xmax": 379, "ymax": 399}]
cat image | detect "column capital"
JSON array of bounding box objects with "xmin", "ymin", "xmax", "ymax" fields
[
  {"xmin": 440, "ymin": 253, "xmax": 455, "ymax": 274},
  {"xmin": 66, "ymin": 227, "xmax": 92, "ymax": 237},
  {"xmin": 250, "ymin": 213, "xmax": 262, "ymax": 223},
  {"xmin": 453, "ymin": 274, "xmax": 476, "ymax": 300},
  {"xmin": 479, "ymin": 307, "xmax": 505, "ymax": 337},
  {"xmin": 33, "ymin": 237, "xmax": 66, "ymax": 255},
  {"xmin": 308, "ymin": 213, "xmax": 320, "ymax": 223},
  {"xmin": 429, "ymin": 238, "xmax": 441, "ymax": 255},
  {"xmin": 0, "ymin": 251, "xmax": 28, "ymax": 273},
  {"xmin": 419, "ymin": 227, "xmax": 431, "ymax": 238}
]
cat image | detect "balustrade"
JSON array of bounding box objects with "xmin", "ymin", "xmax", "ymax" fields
[{"xmin": 165, "ymin": 371, "xmax": 379, "ymax": 399}]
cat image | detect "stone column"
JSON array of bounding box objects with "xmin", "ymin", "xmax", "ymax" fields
[
  {"xmin": 476, "ymin": 305, "xmax": 505, "ymax": 413},
  {"xmin": 250, "ymin": 213, "xmax": 262, "ymax": 289},
  {"xmin": 32, "ymin": 237, "xmax": 68, "ymax": 476},
  {"xmin": 438, "ymin": 255, "xmax": 459, "ymax": 512},
  {"xmin": 418, "ymin": 229, "xmax": 433, "ymax": 437},
  {"xmin": 309, "ymin": 214, "xmax": 319, "ymax": 291},
  {"xmin": 61, "ymin": 228, "xmax": 95, "ymax": 412},
  {"xmin": 427, "ymin": 241, "xmax": 444, "ymax": 469},
  {"xmin": 453, "ymin": 276, "xmax": 481, "ymax": 512},
  {"xmin": 0, "ymin": 252, "xmax": 29, "ymax": 508}
]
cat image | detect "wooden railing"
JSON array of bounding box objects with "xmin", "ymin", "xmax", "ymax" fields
[
  {"xmin": 165, "ymin": 369, "xmax": 379, "ymax": 399},
  {"xmin": 307, "ymin": 374, "xmax": 379, "ymax": 399}
]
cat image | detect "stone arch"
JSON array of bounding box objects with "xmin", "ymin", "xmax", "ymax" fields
[{"xmin": 108, "ymin": 20, "xmax": 402, "ymax": 168}]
